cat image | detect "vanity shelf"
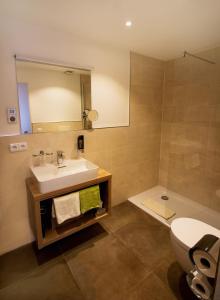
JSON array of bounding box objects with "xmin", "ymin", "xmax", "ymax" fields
[{"xmin": 26, "ymin": 169, "xmax": 111, "ymax": 249}]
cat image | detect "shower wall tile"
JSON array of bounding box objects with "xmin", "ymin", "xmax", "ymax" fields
[
  {"xmin": 159, "ymin": 47, "xmax": 220, "ymax": 212},
  {"xmin": 0, "ymin": 52, "xmax": 164, "ymax": 254}
]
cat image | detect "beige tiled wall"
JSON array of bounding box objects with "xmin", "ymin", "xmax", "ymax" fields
[
  {"xmin": 1, "ymin": 48, "xmax": 219, "ymax": 254},
  {"xmin": 159, "ymin": 47, "xmax": 220, "ymax": 211},
  {"xmin": 0, "ymin": 52, "xmax": 164, "ymax": 254}
]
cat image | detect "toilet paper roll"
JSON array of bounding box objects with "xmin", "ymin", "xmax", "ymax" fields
[
  {"xmin": 187, "ymin": 268, "xmax": 213, "ymax": 300},
  {"xmin": 193, "ymin": 238, "xmax": 220, "ymax": 278}
]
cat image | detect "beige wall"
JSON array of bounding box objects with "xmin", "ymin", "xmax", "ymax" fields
[
  {"xmin": 159, "ymin": 47, "xmax": 220, "ymax": 212},
  {"xmin": 0, "ymin": 52, "xmax": 164, "ymax": 255}
]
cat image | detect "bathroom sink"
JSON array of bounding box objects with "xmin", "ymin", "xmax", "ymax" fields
[{"xmin": 30, "ymin": 158, "xmax": 99, "ymax": 193}]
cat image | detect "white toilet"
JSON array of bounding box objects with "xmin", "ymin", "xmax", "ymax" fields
[{"xmin": 170, "ymin": 218, "xmax": 220, "ymax": 273}]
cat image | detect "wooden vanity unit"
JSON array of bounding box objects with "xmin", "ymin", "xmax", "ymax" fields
[{"xmin": 26, "ymin": 169, "xmax": 111, "ymax": 249}]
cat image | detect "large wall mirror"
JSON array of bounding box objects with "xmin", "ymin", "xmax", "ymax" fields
[{"xmin": 15, "ymin": 58, "xmax": 97, "ymax": 134}]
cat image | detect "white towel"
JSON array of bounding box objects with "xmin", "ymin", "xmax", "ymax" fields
[{"xmin": 53, "ymin": 192, "xmax": 81, "ymax": 224}]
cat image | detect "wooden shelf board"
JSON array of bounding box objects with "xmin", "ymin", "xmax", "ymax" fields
[{"xmin": 39, "ymin": 212, "xmax": 108, "ymax": 248}]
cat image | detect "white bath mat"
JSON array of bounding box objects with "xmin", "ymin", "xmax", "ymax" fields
[{"xmin": 141, "ymin": 198, "xmax": 176, "ymax": 220}]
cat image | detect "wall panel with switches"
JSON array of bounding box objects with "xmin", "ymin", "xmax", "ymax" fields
[{"xmin": 7, "ymin": 107, "xmax": 17, "ymax": 123}]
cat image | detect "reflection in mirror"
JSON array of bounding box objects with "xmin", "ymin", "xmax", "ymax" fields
[
  {"xmin": 15, "ymin": 59, "xmax": 92, "ymax": 134},
  {"xmin": 82, "ymin": 109, "xmax": 99, "ymax": 130}
]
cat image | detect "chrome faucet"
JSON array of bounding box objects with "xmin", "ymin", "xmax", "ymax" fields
[{"xmin": 56, "ymin": 150, "xmax": 64, "ymax": 165}]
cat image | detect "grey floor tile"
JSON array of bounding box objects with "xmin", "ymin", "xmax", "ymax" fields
[
  {"xmin": 65, "ymin": 235, "xmax": 149, "ymax": 300},
  {"xmin": 114, "ymin": 219, "xmax": 175, "ymax": 270},
  {"xmin": 0, "ymin": 258, "xmax": 84, "ymax": 300},
  {"xmin": 154, "ymin": 259, "xmax": 197, "ymax": 300},
  {"xmin": 100, "ymin": 201, "xmax": 161, "ymax": 233},
  {"xmin": 33, "ymin": 240, "xmax": 62, "ymax": 265},
  {"xmin": 0, "ymin": 243, "xmax": 38, "ymax": 289},
  {"xmin": 58, "ymin": 223, "xmax": 108, "ymax": 255},
  {"xmin": 0, "ymin": 201, "xmax": 198, "ymax": 300},
  {"xmin": 124, "ymin": 272, "xmax": 177, "ymax": 300}
]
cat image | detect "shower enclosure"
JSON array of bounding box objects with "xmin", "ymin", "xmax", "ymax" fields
[
  {"xmin": 129, "ymin": 47, "xmax": 220, "ymax": 300},
  {"xmin": 159, "ymin": 47, "xmax": 220, "ymax": 217},
  {"xmin": 130, "ymin": 47, "xmax": 220, "ymax": 227}
]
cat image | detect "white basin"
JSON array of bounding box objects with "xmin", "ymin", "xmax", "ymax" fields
[{"xmin": 30, "ymin": 158, "xmax": 99, "ymax": 193}]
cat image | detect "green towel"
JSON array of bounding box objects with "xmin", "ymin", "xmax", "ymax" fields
[{"xmin": 79, "ymin": 185, "xmax": 102, "ymax": 214}]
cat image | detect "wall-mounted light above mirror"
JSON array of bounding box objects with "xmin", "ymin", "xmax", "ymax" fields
[{"xmin": 15, "ymin": 57, "xmax": 97, "ymax": 134}]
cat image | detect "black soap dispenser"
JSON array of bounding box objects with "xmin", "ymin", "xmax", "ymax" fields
[{"xmin": 77, "ymin": 135, "xmax": 84, "ymax": 153}]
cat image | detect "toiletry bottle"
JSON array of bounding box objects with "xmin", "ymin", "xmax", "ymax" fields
[{"xmin": 77, "ymin": 135, "xmax": 84, "ymax": 152}]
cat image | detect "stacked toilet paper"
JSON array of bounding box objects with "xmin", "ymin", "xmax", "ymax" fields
[
  {"xmin": 187, "ymin": 267, "xmax": 213, "ymax": 300},
  {"xmin": 187, "ymin": 234, "xmax": 220, "ymax": 300},
  {"xmin": 193, "ymin": 238, "xmax": 220, "ymax": 278}
]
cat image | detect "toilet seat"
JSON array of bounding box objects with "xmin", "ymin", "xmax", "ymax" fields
[{"xmin": 171, "ymin": 218, "xmax": 220, "ymax": 251}]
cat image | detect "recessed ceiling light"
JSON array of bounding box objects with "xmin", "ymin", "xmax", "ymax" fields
[
  {"xmin": 125, "ymin": 21, "xmax": 132, "ymax": 27},
  {"xmin": 64, "ymin": 70, "xmax": 74, "ymax": 75}
]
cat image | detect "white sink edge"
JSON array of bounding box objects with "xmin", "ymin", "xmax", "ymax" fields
[
  {"xmin": 30, "ymin": 158, "xmax": 100, "ymax": 193},
  {"xmin": 31, "ymin": 164, "xmax": 99, "ymax": 183}
]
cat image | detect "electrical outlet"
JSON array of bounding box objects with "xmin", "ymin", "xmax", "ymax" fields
[
  {"xmin": 18, "ymin": 142, "xmax": 28, "ymax": 151},
  {"xmin": 9, "ymin": 143, "xmax": 19, "ymax": 152},
  {"xmin": 9, "ymin": 142, "xmax": 28, "ymax": 152}
]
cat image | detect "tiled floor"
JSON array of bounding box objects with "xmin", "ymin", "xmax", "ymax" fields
[{"xmin": 0, "ymin": 202, "xmax": 197, "ymax": 300}]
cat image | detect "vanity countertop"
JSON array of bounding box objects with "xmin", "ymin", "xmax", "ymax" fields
[{"xmin": 26, "ymin": 168, "xmax": 112, "ymax": 202}]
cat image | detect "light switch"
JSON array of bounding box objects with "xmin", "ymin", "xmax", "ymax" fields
[{"xmin": 7, "ymin": 107, "xmax": 17, "ymax": 123}]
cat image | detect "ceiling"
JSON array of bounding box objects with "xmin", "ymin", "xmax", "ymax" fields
[{"xmin": 1, "ymin": 0, "xmax": 220, "ymax": 60}]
